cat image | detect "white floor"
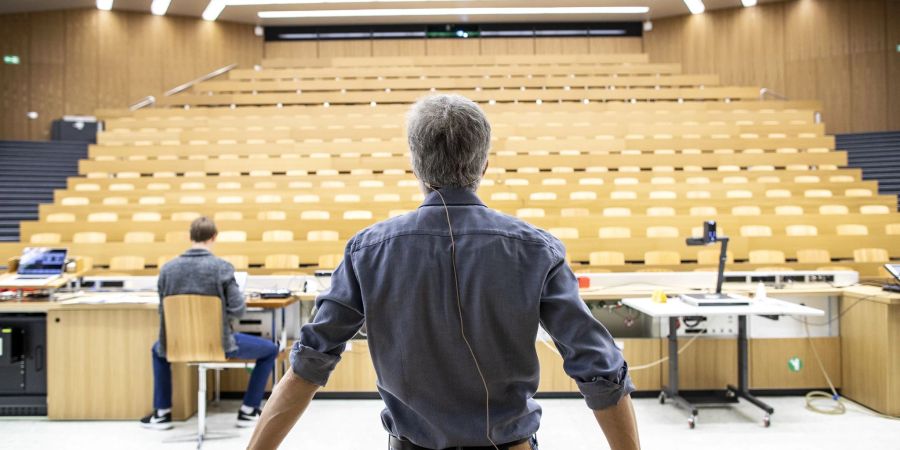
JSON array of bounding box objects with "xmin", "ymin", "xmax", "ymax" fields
[{"xmin": 3, "ymin": 396, "xmax": 898, "ymax": 449}]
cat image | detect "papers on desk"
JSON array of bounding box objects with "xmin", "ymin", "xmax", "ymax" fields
[{"xmin": 59, "ymin": 292, "xmax": 159, "ymax": 305}]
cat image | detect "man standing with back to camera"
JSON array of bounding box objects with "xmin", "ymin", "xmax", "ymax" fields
[{"xmin": 248, "ymin": 94, "xmax": 640, "ymax": 450}]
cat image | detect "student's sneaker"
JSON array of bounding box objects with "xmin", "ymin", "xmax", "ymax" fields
[
  {"xmin": 236, "ymin": 408, "xmax": 262, "ymax": 428},
  {"xmin": 140, "ymin": 410, "xmax": 173, "ymax": 430}
]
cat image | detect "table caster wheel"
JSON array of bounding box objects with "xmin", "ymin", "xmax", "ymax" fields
[
  {"xmin": 763, "ymin": 415, "xmax": 771, "ymax": 428},
  {"xmin": 688, "ymin": 416, "xmax": 696, "ymax": 429},
  {"xmin": 659, "ymin": 393, "xmax": 666, "ymax": 404}
]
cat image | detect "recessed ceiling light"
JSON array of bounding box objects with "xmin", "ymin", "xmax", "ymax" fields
[
  {"xmin": 203, "ymin": 0, "xmax": 227, "ymax": 21},
  {"xmin": 683, "ymin": 0, "xmax": 705, "ymax": 14},
  {"xmin": 151, "ymin": 0, "xmax": 172, "ymax": 15},
  {"xmin": 96, "ymin": 0, "xmax": 114, "ymax": 11},
  {"xmin": 742, "ymin": 0, "xmax": 758, "ymax": 6},
  {"xmin": 259, "ymin": 6, "xmax": 651, "ymax": 19}
]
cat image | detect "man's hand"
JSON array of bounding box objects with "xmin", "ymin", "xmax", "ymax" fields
[
  {"xmin": 247, "ymin": 370, "xmax": 320, "ymax": 450},
  {"xmin": 593, "ymin": 395, "xmax": 641, "ymax": 450}
]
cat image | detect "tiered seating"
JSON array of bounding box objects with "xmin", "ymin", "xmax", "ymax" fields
[{"xmin": 1, "ymin": 53, "xmax": 896, "ymax": 276}]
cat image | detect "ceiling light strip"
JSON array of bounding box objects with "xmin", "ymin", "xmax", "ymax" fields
[
  {"xmin": 151, "ymin": 0, "xmax": 172, "ymax": 16},
  {"xmin": 259, "ymin": 7, "xmax": 650, "ymax": 19},
  {"xmin": 96, "ymin": 0, "xmax": 114, "ymax": 11},
  {"xmin": 683, "ymin": 0, "xmax": 705, "ymax": 15}
]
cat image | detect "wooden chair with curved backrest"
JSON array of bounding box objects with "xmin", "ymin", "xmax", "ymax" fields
[{"xmin": 162, "ymin": 295, "xmax": 253, "ymax": 445}]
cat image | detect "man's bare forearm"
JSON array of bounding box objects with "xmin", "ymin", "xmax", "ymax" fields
[
  {"xmin": 593, "ymin": 395, "xmax": 640, "ymax": 450},
  {"xmin": 247, "ymin": 371, "xmax": 320, "ymax": 450}
]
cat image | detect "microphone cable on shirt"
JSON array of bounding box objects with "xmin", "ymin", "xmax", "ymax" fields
[{"xmin": 432, "ymin": 187, "xmax": 500, "ymax": 450}]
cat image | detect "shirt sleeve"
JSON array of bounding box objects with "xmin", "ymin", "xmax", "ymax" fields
[
  {"xmin": 291, "ymin": 238, "xmax": 365, "ymax": 386},
  {"xmin": 220, "ymin": 262, "xmax": 246, "ymax": 319},
  {"xmin": 539, "ymin": 242, "xmax": 635, "ymax": 410}
]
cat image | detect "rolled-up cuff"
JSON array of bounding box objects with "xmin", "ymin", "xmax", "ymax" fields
[
  {"xmin": 576, "ymin": 365, "xmax": 636, "ymax": 410},
  {"xmin": 290, "ymin": 341, "xmax": 342, "ymax": 387}
]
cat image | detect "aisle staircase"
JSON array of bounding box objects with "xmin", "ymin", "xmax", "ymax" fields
[
  {"xmin": 0, "ymin": 141, "xmax": 87, "ymax": 242},
  {"xmin": 837, "ymin": 131, "xmax": 900, "ymax": 211}
]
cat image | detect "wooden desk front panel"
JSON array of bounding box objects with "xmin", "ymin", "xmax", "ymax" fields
[
  {"xmin": 750, "ymin": 337, "xmax": 841, "ymax": 389},
  {"xmin": 47, "ymin": 308, "xmax": 196, "ymax": 420},
  {"xmin": 841, "ymin": 295, "xmax": 900, "ymax": 416},
  {"xmin": 217, "ymin": 338, "xmax": 661, "ymax": 395}
]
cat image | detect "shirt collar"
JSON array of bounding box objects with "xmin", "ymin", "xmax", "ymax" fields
[
  {"xmin": 182, "ymin": 248, "xmax": 212, "ymax": 257},
  {"xmin": 418, "ymin": 187, "xmax": 487, "ymax": 209}
]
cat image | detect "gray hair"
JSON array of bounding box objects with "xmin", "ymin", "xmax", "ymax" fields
[{"xmin": 406, "ymin": 94, "xmax": 491, "ymax": 190}]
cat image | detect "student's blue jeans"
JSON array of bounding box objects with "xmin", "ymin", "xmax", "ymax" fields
[{"xmin": 152, "ymin": 333, "xmax": 278, "ymax": 410}]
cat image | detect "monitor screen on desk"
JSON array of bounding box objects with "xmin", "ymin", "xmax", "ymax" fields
[
  {"xmin": 18, "ymin": 248, "xmax": 68, "ymax": 276},
  {"xmin": 885, "ymin": 264, "xmax": 900, "ymax": 283}
]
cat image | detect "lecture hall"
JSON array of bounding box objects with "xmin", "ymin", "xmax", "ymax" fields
[{"xmin": 0, "ymin": 0, "xmax": 898, "ymax": 449}]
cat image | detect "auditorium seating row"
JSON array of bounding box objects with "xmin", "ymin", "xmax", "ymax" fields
[
  {"xmin": 164, "ymin": 55, "xmax": 756, "ymax": 107},
  {"xmin": 2, "ymin": 53, "xmax": 895, "ymax": 278}
]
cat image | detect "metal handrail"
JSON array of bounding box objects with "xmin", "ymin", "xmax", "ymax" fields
[
  {"xmin": 759, "ymin": 88, "xmax": 788, "ymax": 100},
  {"xmin": 129, "ymin": 95, "xmax": 156, "ymax": 111},
  {"xmin": 759, "ymin": 87, "xmax": 821, "ymax": 124},
  {"xmin": 164, "ymin": 63, "xmax": 238, "ymax": 97}
]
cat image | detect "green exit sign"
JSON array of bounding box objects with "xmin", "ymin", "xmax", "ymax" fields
[
  {"xmin": 3, "ymin": 55, "xmax": 20, "ymax": 65},
  {"xmin": 897, "ymin": 44, "xmax": 900, "ymax": 52}
]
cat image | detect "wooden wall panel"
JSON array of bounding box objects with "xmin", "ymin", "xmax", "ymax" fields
[
  {"xmin": 265, "ymin": 41, "xmax": 318, "ymax": 59},
  {"xmin": 784, "ymin": 0, "xmax": 851, "ymax": 133},
  {"xmin": 479, "ymin": 38, "xmax": 534, "ymax": 56},
  {"xmin": 97, "ymin": 11, "xmax": 130, "ymax": 108},
  {"xmin": 271, "ymin": 37, "xmax": 640, "ymax": 59},
  {"xmin": 849, "ymin": 52, "xmax": 887, "ymax": 132},
  {"xmin": 0, "ymin": 14, "xmax": 32, "ymax": 141},
  {"xmin": 318, "ymin": 40, "xmax": 373, "ymax": 58},
  {"xmin": 712, "ymin": 4, "xmax": 785, "ymax": 91},
  {"xmin": 642, "ymin": 18, "xmax": 683, "ymax": 69},
  {"xmin": 534, "ymin": 37, "xmax": 589, "ymax": 55},
  {"xmin": 373, "ymin": 39, "xmax": 426, "ymax": 57},
  {"xmin": 886, "ymin": 1, "xmax": 900, "ymax": 131},
  {"xmin": 163, "ymin": 16, "xmax": 198, "ymax": 90},
  {"xmin": 28, "ymin": 11, "xmax": 64, "ymax": 140},
  {"xmin": 680, "ymin": 14, "xmax": 718, "ymax": 76},
  {"xmin": 126, "ymin": 13, "xmax": 165, "ymax": 106},
  {"xmin": 63, "ymin": 9, "xmax": 99, "ymax": 116},
  {"xmin": 0, "ymin": 9, "xmax": 262, "ymax": 140},
  {"xmin": 644, "ymin": 0, "xmax": 894, "ymax": 134},
  {"xmin": 425, "ymin": 39, "xmax": 481, "ymax": 56},
  {"xmin": 589, "ymin": 37, "xmax": 642, "ymax": 54},
  {"xmin": 848, "ymin": 2, "xmax": 887, "ymax": 131}
]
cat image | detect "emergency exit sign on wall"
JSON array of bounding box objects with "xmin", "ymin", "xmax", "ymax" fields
[{"xmin": 3, "ymin": 55, "xmax": 20, "ymax": 65}]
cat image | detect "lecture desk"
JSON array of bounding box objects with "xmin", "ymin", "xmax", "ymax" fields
[
  {"xmin": 0, "ymin": 284, "xmax": 897, "ymax": 420},
  {"xmin": 622, "ymin": 295, "xmax": 823, "ymax": 428},
  {"xmin": 0, "ymin": 292, "xmax": 299, "ymax": 420}
]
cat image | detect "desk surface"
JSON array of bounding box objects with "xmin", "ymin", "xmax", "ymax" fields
[
  {"xmin": 622, "ymin": 296, "xmax": 825, "ymax": 318},
  {"xmin": 0, "ymin": 284, "xmax": 894, "ymax": 313},
  {"xmin": 0, "ymin": 292, "xmax": 302, "ymax": 312},
  {"xmin": 841, "ymin": 285, "xmax": 900, "ymax": 305},
  {"xmin": 577, "ymin": 282, "xmax": 845, "ymax": 301},
  {"xmin": 0, "ymin": 273, "xmax": 72, "ymax": 290}
]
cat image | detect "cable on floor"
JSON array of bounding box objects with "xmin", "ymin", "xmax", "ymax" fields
[{"xmin": 802, "ymin": 318, "xmax": 899, "ymax": 420}]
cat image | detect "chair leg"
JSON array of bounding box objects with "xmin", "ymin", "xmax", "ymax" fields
[
  {"xmin": 214, "ymin": 369, "xmax": 221, "ymax": 404},
  {"xmin": 198, "ymin": 366, "xmax": 207, "ymax": 442},
  {"xmin": 163, "ymin": 364, "xmax": 239, "ymax": 446}
]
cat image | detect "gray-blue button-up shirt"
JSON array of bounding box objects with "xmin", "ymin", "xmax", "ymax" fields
[{"xmin": 291, "ymin": 187, "xmax": 634, "ymax": 448}]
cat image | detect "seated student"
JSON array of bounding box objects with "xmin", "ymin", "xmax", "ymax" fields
[{"xmin": 140, "ymin": 217, "xmax": 278, "ymax": 430}]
